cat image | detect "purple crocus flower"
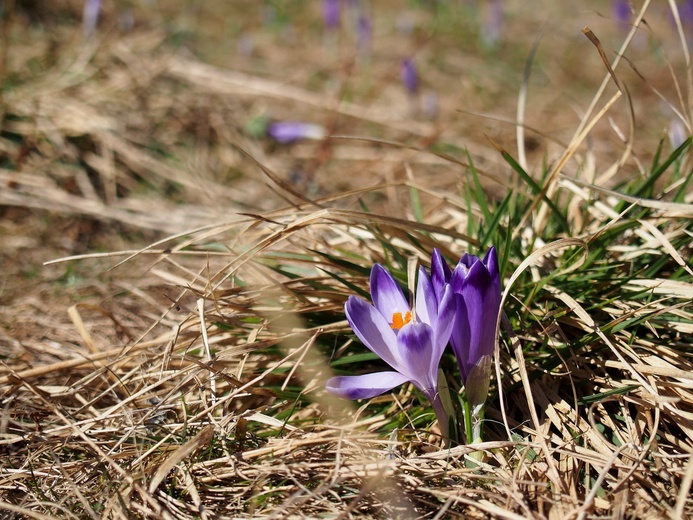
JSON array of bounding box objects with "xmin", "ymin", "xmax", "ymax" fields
[
  {"xmin": 448, "ymin": 247, "xmax": 501, "ymax": 385},
  {"xmin": 82, "ymin": 0, "xmax": 102, "ymax": 38},
  {"xmin": 481, "ymin": 0, "xmax": 504, "ymax": 47},
  {"xmin": 326, "ymin": 264, "xmax": 456, "ymax": 436},
  {"xmin": 323, "ymin": 0, "xmax": 341, "ymax": 30},
  {"xmin": 430, "ymin": 247, "xmax": 501, "ymax": 442},
  {"xmin": 612, "ymin": 0, "xmax": 631, "ymax": 26},
  {"xmin": 682, "ymin": 0, "xmax": 693, "ymax": 25},
  {"xmin": 267, "ymin": 121, "xmax": 326, "ymax": 144},
  {"xmin": 401, "ymin": 58, "xmax": 419, "ymax": 96}
]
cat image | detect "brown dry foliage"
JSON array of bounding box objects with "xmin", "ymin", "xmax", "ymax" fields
[{"xmin": 1, "ymin": 1, "xmax": 692, "ymax": 519}]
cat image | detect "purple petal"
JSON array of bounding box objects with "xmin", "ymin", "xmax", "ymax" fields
[
  {"xmin": 345, "ymin": 296, "xmax": 401, "ymax": 369},
  {"xmin": 431, "ymin": 248, "xmax": 452, "ymax": 303},
  {"xmin": 370, "ymin": 264, "xmax": 410, "ymax": 326},
  {"xmin": 450, "ymin": 262, "xmax": 470, "ymax": 293},
  {"xmin": 434, "ymin": 284, "xmax": 456, "ymax": 350},
  {"xmin": 325, "ymin": 371, "xmax": 411, "ymax": 399},
  {"xmin": 414, "ymin": 266, "xmax": 437, "ymax": 328},
  {"xmin": 397, "ymin": 322, "xmax": 438, "ymax": 394},
  {"xmin": 483, "ymin": 246, "xmax": 501, "ymax": 288},
  {"xmin": 459, "ymin": 252, "xmax": 479, "ymax": 270}
]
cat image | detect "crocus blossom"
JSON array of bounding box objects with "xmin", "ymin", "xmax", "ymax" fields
[
  {"xmin": 448, "ymin": 247, "xmax": 501, "ymax": 385},
  {"xmin": 432, "ymin": 247, "xmax": 501, "ymax": 442},
  {"xmin": 401, "ymin": 58, "xmax": 419, "ymax": 96},
  {"xmin": 82, "ymin": 0, "xmax": 102, "ymax": 38},
  {"xmin": 612, "ymin": 0, "xmax": 631, "ymax": 26},
  {"xmin": 323, "ymin": 0, "xmax": 341, "ymax": 30},
  {"xmin": 326, "ymin": 263, "xmax": 456, "ymax": 436},
  {"xmin": 266, "ymin": 121, "xmax": 326, "ymax": 143},
  {"xmin": 431, "ymin": 248, "xmax": 501, "ymax": 399},
  {"xmin": 481, "ymin": 0, "xmax": 504, "ymax": 47}
]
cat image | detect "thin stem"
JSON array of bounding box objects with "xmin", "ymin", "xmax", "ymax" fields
[{"xmin": 462, "ymin": 395, "xmax": 473, "ymax": 445}]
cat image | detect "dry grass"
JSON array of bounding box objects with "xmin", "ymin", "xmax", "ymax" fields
[{"xmin": 1, "ymin": 1, "xmax": 692, "ymax": 518}]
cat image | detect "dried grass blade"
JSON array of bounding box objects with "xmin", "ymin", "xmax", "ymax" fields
[
  {"xmin": 148, "ymin": 425, "xmax": 215, "ymax": 494},
  {"xmin": 637, "ymin": 219, "xmax": 693, "ymax": 277},
  {"xmin": 68, "ymin": 304, "xmax": 99, "ymax": 355}
]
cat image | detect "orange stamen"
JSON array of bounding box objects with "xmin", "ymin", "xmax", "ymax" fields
[{"xmin": 391, "ymin": 311, "xmax": 412, "ymax": 330}]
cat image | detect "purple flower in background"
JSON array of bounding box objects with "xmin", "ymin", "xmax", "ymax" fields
[
  {"xmin": 481, "ymin": 0, "xmax": 504, "ymax": 47},
  {"xmin": 401, "ymin": 58, "xmax": 419, "ymax": 96},
  {"xmin": 82, "ymin": 0, "xmax": 102, "ymax": 38},
  {"xmin": 267, "ymin": 121, "xmax": 326, "ymax": 143},
  {"xmin": 326, "ymin": 264, "xmax": 456, "ymax": 436},
  {"xmin": 448, "ymin": 247, "xmax": 501, "ymax": 386},
  {"xmin": 356, "ymin": 13, "xmax": 372, "ymax": 55},
  {"xmin": 612, "ymin": 0, "xmax": 631, "ymax": 25},
  {"xmin": 669, "ymin": 1, "xmax": 693, "ymax": 29},
  {"xmin": 323, "ymin": 0, "xmax": 341, "ymax": 30},
  {"xmin": 669, "ymin": 118, "xmax": 689, "ymax": 150},
  {"xmin": 683, "ymin": 0, "xmax": 693, "ymax": 24}
]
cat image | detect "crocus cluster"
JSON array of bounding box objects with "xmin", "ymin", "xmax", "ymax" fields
[{"xmin": 327, "ymin": 247, "xmax": 502, "ymax": 441}]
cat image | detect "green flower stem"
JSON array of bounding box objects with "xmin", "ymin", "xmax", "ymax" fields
[{"xmin": 462, "ymin": 394, "xmax": 474, "ymax": 445}]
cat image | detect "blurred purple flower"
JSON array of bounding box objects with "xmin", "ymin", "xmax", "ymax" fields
[
  {"xmin": 481, "ymin": 0, "xmax": 504, "ymax": 47},
  {"xmin": 267, "ymin": 121, "xmax": 326, "ymax": 143},
  {"xmin": 401, "ymin": 58, "xmax": 419, "ymax": 95},
  {"xmin": 683, "ymin": 0, "xmax": 693, "ymax": 24},
  {"xmin": 356, "ymin": 13, "xmax": 372, "ymax": 55},
  {"xmin": 323, "ymin": 0, "xmax": 341, "ymax": 30},
  {"xmin": 669, "ymin": 118, "xmax": 689, "ymax": 150},
  {"xmin": 612, "ymin": 0, "xmax": 631, "ymax": 25},
  {"xmin": 669, "ymin": 1, "xmax": 693, "ymax": 28},
  {"xmin": 326, "ymin": 264, "xmax": 456, "ymax": 436},
  {"xmin": 82, "ymin": 0, "xmax": 102, "ymax": 38}
]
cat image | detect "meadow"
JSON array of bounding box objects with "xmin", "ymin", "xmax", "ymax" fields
[{"xmin": 0, "ymin": 1, "xmax": 692, "ymax": 518}]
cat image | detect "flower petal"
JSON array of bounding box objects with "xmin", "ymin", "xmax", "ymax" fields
[
  {"xmin": 431, "ymin": 248, "xmax": 452, "ymax": 303},
  {"xmin": 397, "ymin": 322, "xmax": 438, "ymax": 393},
  {"xmin": 458, "ymin": 252, "xmax": 478, "ymax": 269},
  {"xmin": 325, "ymin": 371, "xmax": 411, "ymax": 400},
  {"xmin": 434, "ymin": 284, "xmax": 456, "ymax": 350},
  {"xmin": 415, "ymin": 266, "xmax": 437, "ymax": 328},
  {"xmin": 483, "ymin": 246, "xmax": 501, "ymax": 288},
  {"xmin": 345, "ymin": 295, "xmax": 401, "ymax": 369},
  {"xmin": 370, "ymin": 264, "xmax": 410, "ymax": 324}
]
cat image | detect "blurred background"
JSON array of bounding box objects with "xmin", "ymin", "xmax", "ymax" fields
[{"xmin": 0, "ymin": 0, "xmax": 690, "ymax": 351}]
